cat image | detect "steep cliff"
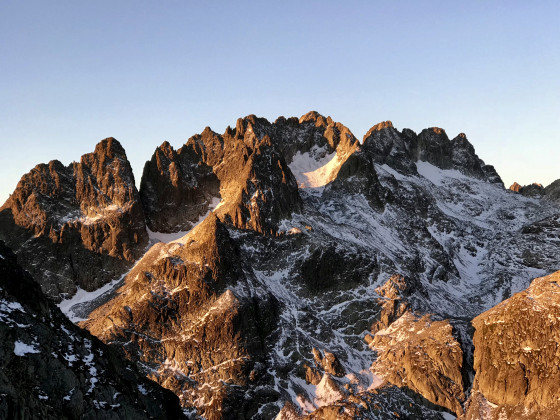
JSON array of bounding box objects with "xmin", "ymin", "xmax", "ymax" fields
[
  {"xmin": 0, "ymin": 138, "xmax": 148, "ymax": 301},
  {"xmin": 464, "ymin": 271, "xmax": 560, "ymax": 419}
]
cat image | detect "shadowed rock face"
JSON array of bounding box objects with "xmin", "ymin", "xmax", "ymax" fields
[
  {"xmin": 140, "ymin": 140, "xmax": 220, "ymax": 233},
  {"xmin": 0, "ymin": 138, "xmax": 148, "ymax": 301},
  {"xmin": 543, "ymin": 179, "xmax": 560, "ymax": 203},
  {"xmin": 464, "ymin": 271, "xmax": 560, "ymax": 419},
  {"xmin": 0, "ymin": 241, "xmax": 184, "ymax": 420},
  {"xmin": 362, "ymin": 125, "xmax": 503, "ymax": 185}
]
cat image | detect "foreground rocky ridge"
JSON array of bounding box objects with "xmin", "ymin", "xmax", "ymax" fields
[
  {"xmin": 3, "ymin": 112, "xmax": 560, "ymax": 419},
  {"xmin": 0, "ymin": 241, "xmax": 184, "ymax": 419},
  {"xmin": 463, "ymin": 271, "xmax": 560, "ymax": 419}
]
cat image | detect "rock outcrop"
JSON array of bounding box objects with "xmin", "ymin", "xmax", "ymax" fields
[
  {"xmin": 0, "ymin": 138, "xmax": 147, "ymax": 301},
  {"xmin": 140, "ymin": 140, "xmax": 220, "ymax": 233},
  {"xmin": 0, "ymin": 241, "xmax": 184, "ymax": 419},
  {"xmin": 369, "ymin": 311, "xmax": 465, "ymax": 416},
  {"xmin": 368, "ymin": 274, "xmax": 418, "ymax": 334},
  {"xmin": 465, "ymin": 271, "xmax": 560, "ymax": 419},
  {"xmin": 362, "ymin": 124, "xmax": 503, "ymax": 184}
]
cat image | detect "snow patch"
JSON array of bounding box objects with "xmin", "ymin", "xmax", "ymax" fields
[
  {"xmin": 378, "ymin": 164, "xmax": 411, "ymax": 181},
  {"xmin": 58, "ymin": 277, "xmax": 123, "ymax": 322},
  {"xmin": 289, "ymin": 150, "xmax": 342, "ymax": 189},
  {"xmin": 416, "ymin": 161, "xmax": 467, "ymax": 186},
  {"xmin": 13, "ymin": 340, "xmax": 40, "ymax": 356}
]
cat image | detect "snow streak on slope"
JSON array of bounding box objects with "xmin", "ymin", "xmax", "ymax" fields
[
  {"xmin": 375, "ymin": 162, "xmax": 554, "ymax": 314},
  {"xmin": 147, "ymin": 196, "xmax": 221, "ymax": 244},
  {"xmin": 58, "ymin": 198, "xmax": 222, "ymax": 322},
  {"xmin": 58, "ymin": 277, "xmax": 124, "ymax": 322}
]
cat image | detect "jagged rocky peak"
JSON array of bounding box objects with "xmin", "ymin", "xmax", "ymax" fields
[
  {"xmin": 364, "ymin": 120, "xmax": 394, "ymax": 135},
  {"xmin": 465, "ymin": 270, "xmax": 560, "ymax": 419},
  {"xmin": 141, "ymin": 114, "xmax": 303, "ymax": 235},
  {"xmin": 141, "ymin": 112, "xmax": 374, "ymax": 236},
  {"xmin": 83, "ymin": 213, "xmax": 279, "ymax": 418},
  {"xmin": 140, "ymin": 138, "xmax": 220, "ymax": 233},
  {"xmin": 0, "ymin": 138, "xmax": 147, "ymax": 301},
  {"xmin": 298, "ymin": 110, "xmax": 331, "ymax": 127},
  {"xmin": 0, "ymin": 241, "xmax": 185, "ymax": 419},
  {"xmin": 509, "ymin": 181, "xmax": 544, "ymax": 198},
  {"xmin": 294, "ymin": 110, "xmax": 357, "ymax": 152},
  {"xmin": 75, "ymin": 137, "xmax": 141, "ymax": 211},
  {"xmin": 360, "ymin": 121, "xmax": 502, "ymax": 184},
  {"xmin": 509, "ymin": 181, "xmax": 522, "ymax": 192},
  {"xmin": 362, "ymin": 120, "xmax": 418, "ymax": 175}
]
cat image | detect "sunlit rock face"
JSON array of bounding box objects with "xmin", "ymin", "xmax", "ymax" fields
[
  {"xmin": 140, "ymin": 111, "xmax": 368, "ymax": 236},
  {"xmin": 7, "ymin": 112, "xmax": 560, "ymax": 419},
  {"xmin": 369, "ymin": 311, "xmax": 465, "ymax": 417},
  {"xmin": 464, "ymin": 271, "xmax": 560, "ymax": 419},
  {"xmin": 0, "ymin": 138, "xmax": 148, "ymax": 301},
  {"xmin": 83, "ymin": 214, "xmax": 280, "ymax": 418}
]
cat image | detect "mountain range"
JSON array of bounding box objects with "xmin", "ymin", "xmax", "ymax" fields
[{"xmin": 2, "ymin": 111, "xmax": 560, "ymax": 419}]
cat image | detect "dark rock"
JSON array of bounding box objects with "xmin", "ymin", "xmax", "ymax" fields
[
  {"xmin": 509, "ymin": 182, "xmax": 544, "ymax": 198},
  {"xmin": 362, "ymin": 121, "xmax": 418, "ymax": 175},
  {"xmin": 0, "ymin": 241, "xmax": 184, "ymax": 419},
  {"xmin": 543, "ymin": 179, "xmax": 560, "ymax": 203},
  {"xmin": 140, "ymin": 140, "xmax": 220, "ymax": 232}
]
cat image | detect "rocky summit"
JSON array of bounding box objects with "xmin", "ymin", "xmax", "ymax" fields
[{"xmin": 2, "ymin": 112, "xmax": 560, "ymax": 419}]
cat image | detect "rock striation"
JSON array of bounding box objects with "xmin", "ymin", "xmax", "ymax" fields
[
  {"xmin": 0, "ymin": 138, "xmax": 147, "ymax": 301},
  {"xmin": 0, "ymin": 240, "xmax": 184, "ymax": 419}
]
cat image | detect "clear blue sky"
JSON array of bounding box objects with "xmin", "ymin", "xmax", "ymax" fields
[{"xmin": 1, "ymin": 1, "xmax": 559, "ymax": 204}]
